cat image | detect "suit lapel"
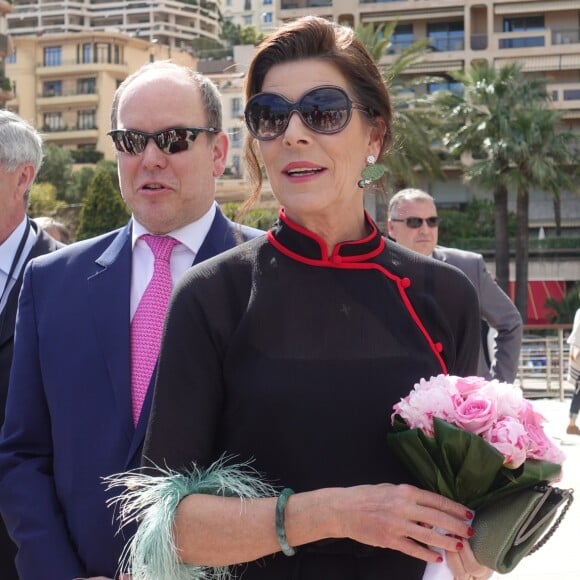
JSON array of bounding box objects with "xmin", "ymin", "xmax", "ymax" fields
[
  {"xmin": 88, "ymin": 225, "xmax": 134, "ymax": 448},
  {"xmin": 0, "ymin": 226, "xmax": 62, "ymax": 348},
  {"xmin": 195, "ymin": 206, "xmax": 239, "ymax": 264}
]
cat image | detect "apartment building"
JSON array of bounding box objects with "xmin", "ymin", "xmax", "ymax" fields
[
  {"xmin": 277, "ymin": 1, "xmax": 580, "ymax": 130},
  {"xmin": 0, "ymin": 0, "xmax": 12, "ymax": 107},
  {"xmin": 222, "ymin": 0, "xmax": 277, "ymax": 32},
  {"xmin": 6, "ymin": 32, "xmax": 197, "ymax": 159},
  {"xmin": 6, "ymin": 0, "xmax": 222, "ymax": 50}
]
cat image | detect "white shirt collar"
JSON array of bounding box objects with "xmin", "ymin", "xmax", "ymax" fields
[
  {"xmin": 131, "ymin": 202, "xmax": 217, "ymax": 255},
  {"xmin": 0, "ymin": 217, "xmax": 31, "ymax": 277}
]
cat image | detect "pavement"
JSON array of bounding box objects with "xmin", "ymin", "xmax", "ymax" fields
[{"xmin": 491, "ymin": 396, "xmax": 580, "ymax": 580}]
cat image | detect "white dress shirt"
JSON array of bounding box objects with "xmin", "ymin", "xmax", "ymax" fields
[
  {"xmin": 129, "ymin": 203, "xmax": 217, "ymax": 320},
  {"xmin": 0, "ymin": 217, "xmax": 37, "ymax": 313}
]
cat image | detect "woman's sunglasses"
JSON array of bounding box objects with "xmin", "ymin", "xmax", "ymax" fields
[
  {"xmin": 107, "ymin": 127, "xmax": 217, "ymax": 155},
  {"xmin": 391, "ymin": 217, "xmax": 439, "ymax": 229},
  {"xmin": 244, "ymin": 85, "xmax": 372, "ymax": 141}
]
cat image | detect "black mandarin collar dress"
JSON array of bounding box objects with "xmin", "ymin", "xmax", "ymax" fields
[{"xmin": 144, "ymin": 210, "xmax": 481, "ymax": 579}]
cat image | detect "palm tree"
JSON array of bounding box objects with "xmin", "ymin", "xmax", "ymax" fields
[
  {"xmin": 355, "ymin": 22, "xmax": 444, "ymax": 192},
  {"xmin": 504, "ymin": 106, "xmax": 577, "ymax": 318},
  {"xmin": 431, "ymin": 63, "xmax": 548, "ymax": 294},
  {"xmin": 545, "ymin": 284, "xmax": 580, "ymax": 324}
]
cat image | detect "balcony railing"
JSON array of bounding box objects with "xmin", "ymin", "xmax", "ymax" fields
[
  {"xmin": 552, "ymin": 29, "xmax": 580, "ymax": 45},
  {"xmin": 515, "ymin": 325, "xmax": 574, "ymax": 400},
  {"xmin": 40, "ymin": 88, "xmax": 97, "ymax": 98},
  {"xmin": 496, "ymin": 27, "xmax": 580, "ymax": 51},
  {"xmin": 38, "ymin": 58, "xmax": 126, "ymax": 68},
  {"xmin": 42, "ymin": 125, "xmax": 98, "ymax": 133}
]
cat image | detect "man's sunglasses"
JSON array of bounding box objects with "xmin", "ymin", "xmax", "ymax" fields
[
  {"xmin": 244, "ymin": 85, "xmax": 372, "ymax": 141},
  {"xmin": 391, "ymin": 217, "xmax": 439, "ymax": 229},
  {"xmin": 107, "ymin": 127, "xmax": 217, "ymax": 155}
]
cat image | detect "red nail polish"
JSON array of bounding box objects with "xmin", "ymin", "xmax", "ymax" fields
[
  {"xmin": 466, "ymin": 510, "xmax": 474, "ymax": 519},
  {"xmin": 456, "ymin": 542, "xmax": 464, "ymax": 551},
  {"xmin": 467, "ymin": 527, "xmax": 474, "ymax": 537},
  {"xmin": 436, "ymin": 556, "xmax": 443, "ymax": 563}
]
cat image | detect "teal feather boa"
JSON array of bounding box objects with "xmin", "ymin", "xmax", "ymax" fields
[{"xmin": 105, "ymin": 458, "xmax": 276, "ymax": 580}]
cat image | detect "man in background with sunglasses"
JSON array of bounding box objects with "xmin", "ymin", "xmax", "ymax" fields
[
  {"xmin": 388, "ymin": 188, "xmax": 522, "ymax": 383},
  {"xmin": 0, "ymin": 61, "xmax": 262, "ymax": 580}
]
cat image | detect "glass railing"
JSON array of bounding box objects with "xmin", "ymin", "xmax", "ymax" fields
[{"xmin": 515, "ymin": 325, "xmax": 573, "ymax": 400}]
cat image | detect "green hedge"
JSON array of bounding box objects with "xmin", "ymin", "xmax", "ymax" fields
[{"xmin": 71, "ymin": 149, "xmax": 104, "ymax": 164}]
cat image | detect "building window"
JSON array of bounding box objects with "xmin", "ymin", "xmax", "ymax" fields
[
  {"xmin": 43, "ymin": 47, "xmax": 62, "ymax": 67},
  {"xmin": 503, "ymin": 16, "xmax": 544, "ymax": 33},
  {"xmin": 263, "ymin": 0, "xmax": 272, "ymax": 4},
  {"xmin": 428, "ymin": 21, "xmax": 464, "ymax": 52},
  {"xmin": 427, "ymin": 81, "xmax": 463, "ymax": 96},
  {"xmin": 262, "ymin": 12, "xmax": 273, "ymax": 24},
  {"xmin": 244, "ymin": 0, "xmax": 251, "ymax": 10},
  {"xmin": 77, "ymin": 109, "xmax": 96, "ymax": 130},
  {"xmin": 243, "ymin": 15, "xmax": 252, "ymax": 25},
  {"xmin": 564, "ymin": 89, "xmax": 580, "ymax": 101},
  {"xmin": 43, "ymin": 112, "xmax": 63, "ymax": 131},
  {"xmin": 501, "ymin": 16, "xmax": 545, "ymax": 49},
  {"xmin": 229, "ymin": 127, "xmax": 242, "ymax": 148},
  {"xmin": 82, "ymin": 43, "xmax": 92, "ymax": 64},
  {"xmin": 96, "ymin": 43, "xmax": 109, "ymax": 64},
  {"xmin": 232, "ymin": 155, "xmax": 241, "ymax": 175},
  {"xmin": 77, "ymin": 77, "xmax": 96, "ymax": 95},
  {"xmin": 231, "ymin": 97, "xmax": 243, "ymax": 117},
  {"xmin": 6, "ymin": 50, "xmax": 16, "ymax": 64},
  {"xmin": 43, "ymin": 80, "xmax": 62, "ymax": 97},
  {"xmin": 390, "ymin": 24, "xmax": 414, "ymax": 53}
]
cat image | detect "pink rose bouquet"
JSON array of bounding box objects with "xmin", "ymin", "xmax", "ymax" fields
[
  {"xmin": 388, "ymin": 374, "xmax": 565, "ymax": 510},
  {"xmin": 388, "ymin": 375, "xmax": 571, "ymax": 578}
]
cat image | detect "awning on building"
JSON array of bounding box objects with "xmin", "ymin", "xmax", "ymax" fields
[{"xmin": 509, "ymin": 280, "xmax": 567, "ymax": 324}]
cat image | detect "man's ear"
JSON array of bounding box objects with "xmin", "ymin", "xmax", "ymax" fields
[
  {"xmin": 17, "ymin": 163, "xmax": 36, "ymax": 198},
  {"xmin": 212, "ymin": 131, "xmax": 230, "ymax": 178}
]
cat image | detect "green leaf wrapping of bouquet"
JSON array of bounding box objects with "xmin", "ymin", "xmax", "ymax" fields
[
  {"xmin": 388, "ymin": 419, "xmax": 452, "ymax": 497},
  {"xmin": 388, "ymin": 417, "xmax": 562, "ymax": 510},
  {"xmin": 474, "ymin": 456, "xmax": 562, "ymax": 509},
  {"xmin": 433, "ymin": 419, "xmax": 505, "ymax": 507}
]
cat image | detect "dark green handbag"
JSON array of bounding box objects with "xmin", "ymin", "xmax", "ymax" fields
[{"xmin": 469, "ymin": 484, "xmax": 574, "ymax": 574}]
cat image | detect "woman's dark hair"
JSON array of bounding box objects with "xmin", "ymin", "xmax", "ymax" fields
[{"xmin": 242, "ymin": 16, "xmax": 393, "ymax": 207}]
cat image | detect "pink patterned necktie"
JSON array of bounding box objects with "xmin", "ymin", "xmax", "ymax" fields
[{"xmin": 131, "ymin": 234, "xmax": 179, "ymax": 426}]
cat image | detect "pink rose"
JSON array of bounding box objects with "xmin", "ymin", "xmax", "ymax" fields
[
  {"xmin": 453, "ymin": 393, "xmax": 497, "ymax": 435},
  {"xmin": 484, "ymin": 417, "xmax": 528, "ymax": 468},
  {"xmin": 518, "ymin": 398, "xmax": 547, "ymax": 429},
  {"xmin": 526, "ymin": 423, "xmax": 566, "ymax": 465},
  {"xmin": 454, "ymin": 376, "xmax": 487, "ymax": 397}
]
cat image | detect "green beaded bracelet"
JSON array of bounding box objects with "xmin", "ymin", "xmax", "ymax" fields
[{"xmin": 275, "ymin": 487, "xmax": 296, "ymax": 556}]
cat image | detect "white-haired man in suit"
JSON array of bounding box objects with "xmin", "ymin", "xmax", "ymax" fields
[
  {"xmin": 388, "ymin": 188, "xmax": 523, "ymax": 383},
  {"xmin": 0, "ymin": 110, "xmax": 63, "ymax": 580}
]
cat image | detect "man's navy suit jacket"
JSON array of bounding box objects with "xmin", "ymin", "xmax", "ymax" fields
[{"xmin": 0, "ymin": 207, "xmax": 262, "ymax": 579}]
